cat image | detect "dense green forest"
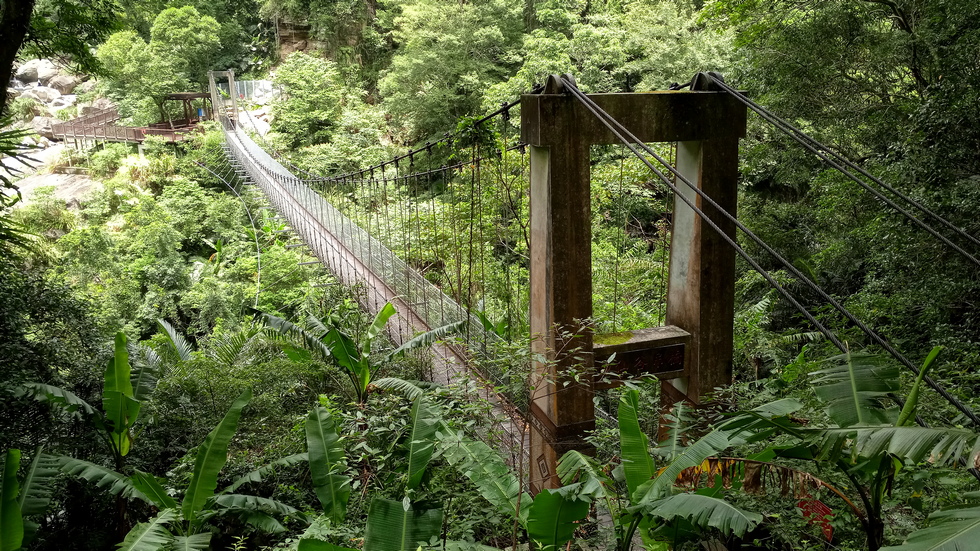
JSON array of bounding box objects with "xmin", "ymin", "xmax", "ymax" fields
[{"xmin": 2, "ymin": 0, "xmax": 980, "ymax": 549}]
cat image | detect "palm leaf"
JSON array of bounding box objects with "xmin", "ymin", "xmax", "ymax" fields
[
  {"xmin": 58, "ymin": 457, "xmax": 151, "ymax": 504},
  {"xmin": 24, "ymin": 382, "xmax": 95, "ymax": 417},
  {"xmin": 525, "ymin": 488, "xmax": 590, "ymax": 551},
  {"xmin": 811, "ymin": 350, "xmax": 899, "ymax": 427},
  {"xmin": 306, "ymin": 407, "xmax": 350, "ymax": 523},
  {"xmin": 619, "ymin": 389, "xmax": 654, "ymax": 498},
  {"xmin": 405, "ymin": 396, "xmax": 439, "ymax": 490},
  {"xmin": 363, "ymin": 497, "xmax": 443, "ymax": 551},
  {"xmin": 170, "ymin": 533, "xmax": 212, "ymax": 551},
  {"xmin": 223, "ymin": 453, "xmax": 309, "ymax": 494},
  {"xmin": 157, "ymin": 319, "xmax": 195, "ymax": 365},
  {"xmin": 181, "ymin": 389, "xmax": 251, "ymax": 523},
  {"xmin": 384, "ymin": 320, "xmax": 465, "ymax": 362},
  {"xmin": 1, "ymin": 449, "xmax": 23, "ymax": 551},
  {"xmin": 257, "ymin": 311, "xmax": 332, "ymax": 361},
  {"xmin": 130, "ymin": 470, "xmax": 177, "ymax": 510},
  {"xmin": 637, "ymin": 493, "xmax": 762, "ymax": 537},
  {"xmin": 117, "ymin": 509, "xmax": 176, "ymax": 551},
  {"xmin": 131, "ymin": 345, "xmax": 162, "ymax": 402},
  {"xmin": 437, "ymin": 425, "xmax": 531, "ymax": 524},
  {"xmin": 881, "ymin": 504, "xmax": 980, "ymax": 550},
  {"xmin": 210, "ymin": 327, "xmax": 262, "ymax": 368}
]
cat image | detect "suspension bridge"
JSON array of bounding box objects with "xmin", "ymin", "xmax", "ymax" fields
[{"xmin": 205, "ymin": 69, "xmax": 980, "ymax": 493}]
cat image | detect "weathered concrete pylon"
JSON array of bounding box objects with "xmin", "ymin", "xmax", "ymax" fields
[{"xmin": 521, "ymin": 74, "xmax": 746, "ymax": 492}]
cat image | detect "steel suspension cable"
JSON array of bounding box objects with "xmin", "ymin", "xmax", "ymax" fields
[
  {"xmin": 560, "ymin": 76, "xmax": 980, "ymax": 426},
  {"xmin": 705, "ymin": 74, "xmax": 980, "ymax": 267}
]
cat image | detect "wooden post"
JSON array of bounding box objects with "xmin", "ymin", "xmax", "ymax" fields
[{"xmin": 521, "ymin": 74, "xmax": 745, "ymax": 492}]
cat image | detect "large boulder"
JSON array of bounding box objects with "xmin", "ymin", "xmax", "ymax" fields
[
  {"xmin": 31, "ymin": 86, "xmax": 62, "ymax": 103},
  {"xmin": 74, "ymin": 79, "xmax": 97, "ymax": 96},
  {"xmin": 35, "ymin": 61, "xmax": 60, "ymax": 86},
  {"xmin": 30, "ymin": 116, "xmax": 56, "ymax": 138},
  {"xmin": 48, "ymin": 75, "xmax": 81, "ymax": 95},
  {"xmin": 14, "ymin": 61, "xmax": 38, "ymax": 83},
  {"xmin": 92, "ymin": 97, "xmax": 115, "ymax": 111}
]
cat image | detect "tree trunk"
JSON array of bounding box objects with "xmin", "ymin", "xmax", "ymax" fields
[{"xmin": 0, "ymin": 0, "xmax": 37, "ymax": 115}]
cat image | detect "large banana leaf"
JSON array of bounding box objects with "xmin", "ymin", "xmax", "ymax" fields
[
  {"xmin": 118, "ymin": 509, "xmax": 176, "ymax": 551},
  {"xmin": 323, "ymin": 327, "xmax": 364, "ymax": 396},
  {"xmin": 437, "ymin": 425, "xmax": 531, "ymax": 524},
  {"xmin": 525, "ymin": 488, "xmax": 590, "ymax": 551},
  {"xmin": 170, "ymin": 533, "xmax": 212, "ymax": 551},
  {"xmin": 384, "ymin": 320, "xmax": 466, "ymax": 362},
  {"xmin": 804, "ymin": 426, "xmax": 980, "ymax": 466},
  {"xmin": 105, "ymin": 332, "xmax": 134, "ymax": 397},
  {"xmin": 182, "ymin": 389, "xmax": 251, "ymax": 523},
  {"xmin": 654, "ymin": 402, "xmax": 691, "ymax": 461},
  {"xmin": 363, "ymin": 497, "xmax": 443, "ymax": 551},
  {"xmin": 58, "ymin": 457, "xmax": 151, "ymax": 504},
  {"xmin": 23, "ymin": 383, "xmax": 95, "ymax": 417},
  {"xmin": 362, "ymin": 302, "xmax": 397, "ymax": 358},
  {"xmin": 1, "ymin": 449, "xmax": 23, "ymax": 551},
  {"xmin": 636, "ymin": 398, "xmax": 804, "ymax": 505},
  {"xmin": 18, "ymin": 449, "xmax": 57, "ymax": 517},
  {"xmin": 306, "ymin": 407, "xmax": 350, "ymax": 523},
  {"xmin": 131, "ymin": 470, "xmax": 177, "ymax": 510},
  {"xmin": 556, "ymin": 450, "xmax": 612, "ymax": 500},
  {"xmin": 18, "ymin": 449, "xmax": 58, "ymax": 545},
  {"xmin": 223, "ymin": 453, "xmax": 309, "ymax": 494},
  {"xmin": 636, "ymin": 493, "xmax": 762, "ymax": 538},
  {"xmin": 211, "ymin": 493, "xmax": 300, "ymax": 517},
  {"xmin": 405, "ymin": 396, "xmax": 439, "ymax": 490},
  {"xmin": 103, "ymin": 390, "xmax": 141, "ymax": 457},
  {"xmin": 297, "ymin": 539, "xmax": 356, "ymax": 551},
  {"xmin": 619, "ymin": 389, "xmax": 654, "ymax": 499},
  {"xmin": 881, "ymin": 504, "xmax": 980, "ymax": 550},
  {"xmin": 811, "ymin": 351, "xmax": 899, "ymax": 427},
  {"xmin": 372, "ymin": 378, "xmax": 428, "ymax": 400}
]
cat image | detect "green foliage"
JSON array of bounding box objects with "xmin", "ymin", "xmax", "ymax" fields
[
  {"xmin": 379, "ymin": 0, "xmax": 523, "ymax": 141},
  {"xmin": 270, "ymin": 53, "xmax": 345, "ymax": 149},
  {"xmin": 362, "ymin": 497, "xmax": 443, "ymax": 551},
  {"xmin": 1, "ymin": 449, "xmax": 24, "ymax": 551},
  {"xmin": 306, "ymin": 407, "xmax": 350, "ymax": 523}
]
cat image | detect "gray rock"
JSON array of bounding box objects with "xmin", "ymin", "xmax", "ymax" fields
[
  {"xmin": 15, "ymin": 62, "xmax": 38, "ymax": 83},
  {"xmin": 92, "ymin": 98, "xmax": 115, "ymax": 111},
  {"xmin": 31, "ymin": 86, "xmax": 61, "ymax": 103},
  {"xmin": 36, "ymin": 61, "xmax": 59, "ymax": 85},
  {"xmin": 48, "ymin": 75, "xmax": 81, "ymax": 95},
  {"xmin": 75, "ymin": 79, "xmax": 97, "ymax": 95},
  {"xmin": 18, "ymin": 90, "xmax": 42, "ymax": 103},
  {"xmin": 76, "ymin": 102, "xmax": 93, "ymax": 117},
  {"xmin": 30, "ymin": 116, "xmax": 56, "ymax": 136}
]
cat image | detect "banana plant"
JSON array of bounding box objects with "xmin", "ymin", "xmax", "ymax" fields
[
  {"xmin": 261, "ymin": 303, "xmax": 464, "ymax": 404},
  {"xmin": 60, "ymin": 389, "xmax": 308, "ymax": 550},
  {"xmin": 557, "ymin": 389, "xmax": 782, "ymax": 550},
  {"xmin": 25, "ymin": 332, "xmax": 155, "ymax": 470},
  {"xmin": 0, "ymin": 448, "xmax": 58, "ymax": 551}
]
